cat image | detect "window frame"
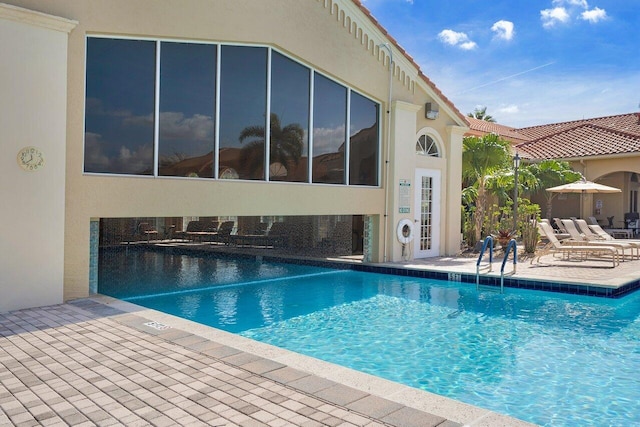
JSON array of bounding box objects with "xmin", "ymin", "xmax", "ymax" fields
[{"xmin": 83, "ymin": 35, "xmax": 381, "ymax": 187}]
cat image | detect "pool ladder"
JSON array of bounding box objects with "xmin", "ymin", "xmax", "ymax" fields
[{"xmin": 476, "ymin": 236, "xmax": 517, "ymax": 294}]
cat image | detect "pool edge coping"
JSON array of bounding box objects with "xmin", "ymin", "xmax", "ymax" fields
[{"xmin": 82, "ymin": 294, "xmax": 537, "ymax": 427}]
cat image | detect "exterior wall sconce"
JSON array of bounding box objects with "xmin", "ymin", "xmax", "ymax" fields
[{"xmin": 425, "ymin": 102, "xmax": 439, "ymax": 120}]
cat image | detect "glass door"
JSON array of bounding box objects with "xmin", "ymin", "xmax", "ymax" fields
[{"xmin": 414, "ymin": 168, "xmax": 441, "ymax": 258}]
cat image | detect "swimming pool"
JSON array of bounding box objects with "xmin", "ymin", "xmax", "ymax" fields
[{"xmin": 99, "ymin": 249, "xmax": 640, "ymax": 426}]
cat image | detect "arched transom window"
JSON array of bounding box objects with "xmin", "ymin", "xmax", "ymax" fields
[{"xmin": 416, "ymin": 134, "xmax": 440, "ymax": 157}]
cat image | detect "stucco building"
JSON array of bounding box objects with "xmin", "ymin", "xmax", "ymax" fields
[
  {"xmin": 1, "ymin": 0, "xmax": 469, "ymax": 312},
  {"xmin": 466, "ymin": 113, "xmax": 640, "ymax": 226}
]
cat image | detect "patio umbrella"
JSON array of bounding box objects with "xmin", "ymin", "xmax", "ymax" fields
[
  {"xmin": 546, "ymin": 179, "xmax": 621, "ymax": 194},
  {"xmin": 546, "ymin": 179, "xmax": 621, "ymax": 217}
]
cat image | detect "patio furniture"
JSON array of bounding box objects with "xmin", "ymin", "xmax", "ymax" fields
[
  {"xmin": 533, "ymin": 222, "xmax": 619, "ymax": 267},
  {"xmin": 561, "ymin": 219, "xmax": 636, "ymax": 261},
  {"xmin": 575, "ymin": 219, "xmax": 640, "ymax": 259},
  {"xmin": 137, "ymin": 222, "xmax": 159, "ymax": 242}
]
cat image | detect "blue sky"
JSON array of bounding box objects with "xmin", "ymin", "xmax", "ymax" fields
[{"xmin": 361, "ymin": 0, "xmax": 640, "ymax": 128}]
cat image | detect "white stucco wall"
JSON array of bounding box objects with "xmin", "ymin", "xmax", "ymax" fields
[{"xmin": 0, "ymin": 4, "xmax": 76, "ymax": 312}]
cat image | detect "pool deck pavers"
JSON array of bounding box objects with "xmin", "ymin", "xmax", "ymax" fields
[
  {"xmin": 6, "ymin": 252, "xmax": 640, "ymax": 427},
  {"xmin": 0, "ymin": 293, "xmax": 535, "ymax": 427}
]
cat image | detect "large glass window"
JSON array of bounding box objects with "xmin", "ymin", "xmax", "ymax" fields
[
  {"xmin": 84, "ymin": 38, "xmax": 380, "ymax": 186},
  {"xmin": 312, "ymin": 74, "xmax": 347, "ymax": 184},
  {"xmin": 270, "ymin": 52, "xmax": 310, "ymax": 182},
  {"xmin": 84, "ymin": 38, "xmax": 156, "ymax": 175},
  {"xmin": 158, "ymin": 42, "xmax": 217, "ymax": 178},
  {"xmin": 349, "ymin": 91, "xmax": 379, "ymax": 186},
  {"xmin": 219, "ymin": 46, "xmax": 268, "ymax": 180}
]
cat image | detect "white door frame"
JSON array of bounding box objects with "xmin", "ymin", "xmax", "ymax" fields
[{"xmin": 414, "ymin": 168, "xmax": 441, "ymax": 258}]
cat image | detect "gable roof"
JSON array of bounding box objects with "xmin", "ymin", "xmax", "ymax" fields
[
  {"xmin": 518, "ymin": 112, "xmax": 640, "ymax": 140},
  {"xmin": 516, "ymin": 113, "xmax": 640, "ymax": 160},
  {"xmin": 351, "ymin": 0, "xmax": 469, "ymax": 126},
  {"xmin": 466, "ymin": 112, "xmax": 640, "ymax": 160},
  {"xmin": 515, "ymin": 123, "xmax": 640, "ymax": 160},
  {"xmin": 465, "ymin": 117, "xmax": 530, "ymax": 144}
]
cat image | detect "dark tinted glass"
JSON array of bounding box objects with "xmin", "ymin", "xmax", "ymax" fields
[
  {"xmin": 349, "ymin": 91, "xmax": 379, "ymax": 186},
  {"xmin": 219, "ymin": 45, "xmax": 267, "ymax": 180},
  {"xmin": 312, "ymin": 74, "xmax": 346, "ymax": 184},
  {"xmin": 158, "ymin": 42, "xmax": 216, "ymax": 178},
  {"xmin": 85, "ymin": 38, "xmax": 155, "ymax": 175},
  {"xmin": 270, "ymin": 52, "xmax": 310, "ymax": 182}
]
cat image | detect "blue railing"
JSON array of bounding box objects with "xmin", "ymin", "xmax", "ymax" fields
[
  {"xmin": 476, "ymin": 236, "xmax": 493, "ymax": 288},
  {"xmin": 499, "ymin": 239, "xmax": 518, "ymax": 293}
]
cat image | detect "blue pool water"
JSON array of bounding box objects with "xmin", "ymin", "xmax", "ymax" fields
[{"xmin": 99, "ymin": 249, "xmax": 640, "ymax": 426}]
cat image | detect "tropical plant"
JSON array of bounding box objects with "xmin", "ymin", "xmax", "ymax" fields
[
  {"xmin": 528, "ymin": 160, "xmax": 582, "ymax": 219},
  {"xmin": 467, "ymin": 106, "xmax": 496, "ymax": 122},
  {"xmin": 462, "ymin": 133, "xmax": 511, "ymax": 243},
  {"xmin": 239, "ymin": 113, "xmax": 304, "ymax": 179},
  {"xmin": 517, "ymin": 200, "xmax": 541, "ymax": 254}
]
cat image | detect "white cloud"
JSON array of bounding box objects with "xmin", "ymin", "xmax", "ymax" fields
[
  {"xmin": 313, "ymin": 125, "xmax": 346, "ymax": 155},
  {"xmin": 581, "ymin": 7, "xmax": 607, "ymax": 23},
  {"xmin": 553, "ymin": 0, "xmax": 588, "ymax": 7},
  {"xmin": 497, "ymin": 105, "xmax": 520, "ymax": 115},
  {"xmin": 491, "ymin": 20, "xmax": 515, "ymax": 41},
  {"xmin": 438, "ymin": 29, "xmax": 477, "ymax": 50},
  {"xmin": 159, "ymin": 112, "xmax": 214, "ymax": 141},
  {"xmin": 541, "ymin": 7, "xmax": 570, "ymax": 28}
]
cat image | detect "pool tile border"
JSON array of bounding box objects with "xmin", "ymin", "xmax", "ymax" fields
[{"xmin": 108, "ymin": 244, "xmax": 640, "ymax": 298}]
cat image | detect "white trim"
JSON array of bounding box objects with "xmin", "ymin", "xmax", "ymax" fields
[
  {"xmin": 0, "ymin": 3, "xmax": 77, "ymax": 33},
  {"xmin": 265, "ymin": 47, "xmax": 272, "ymax": 181},
  {"xmin": 345, "ymin": 88, "xmax": 351, "ymax": 184},
  {"xmin": 153, "ymin": 41, "xmax": 161, "ymax": 177},
  {"xmin": 416, "ymin": 126, "xmax": 445, "ymax": 159}
]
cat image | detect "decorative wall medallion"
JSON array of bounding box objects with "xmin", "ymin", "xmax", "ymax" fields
[{"xmin": 17, "ymin": 146, "xmax": 45, "ymax": 171}]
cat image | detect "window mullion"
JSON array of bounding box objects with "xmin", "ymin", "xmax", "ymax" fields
[
  {"xmin": 308, "ymin": 71, "xmax": 314, "ymax": 184},
  {"xmin": 153, "ymin": 41, "xmax": 161, "ymax": 177},
  {"xmin": 345, "ymin": 89, "xmax": 351, "ymax": 185},
  {"xmin": 265, "ymin": 48, "xmax": 272, "ymax": 181},
  {"xmin": 214, "ymin": 44, "xmax": 221, "ymax": 179}
]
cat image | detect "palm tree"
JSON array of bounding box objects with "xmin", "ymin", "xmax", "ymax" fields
[
  {"xmin": 239, "ymin": 113, "xmax": 304, "ymax": 179},
  {"xmin": 462, "ymin": 133, "xmax": 511, "ymax": 242},
  {"xmin": 467, "ymin": 106, "xmax": 496, "ymax": 122},
  {"xmin": 528, "ymin": 160, "xmax": 582, "ymax": 219}
]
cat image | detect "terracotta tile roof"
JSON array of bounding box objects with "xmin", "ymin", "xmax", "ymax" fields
[
  {"xmin": 518, "ymin": 113, "xmax": 640, "ymax": 140},
  {"xmin": 351, "ymin": 0, "xmax": 469, "ymax": 126},
  {"xmin": 465, "ymin": 117, "xmax": 530, "ymax": 144},
  {"xmin": 467, "ymin": 112, "xmax": 640, "ymax": 160},
  {"xmin": 516, "ymin": 123, "xmax": 640, "ymax": 160}
]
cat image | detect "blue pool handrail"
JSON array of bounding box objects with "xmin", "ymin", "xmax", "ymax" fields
[
  {"xmin": 476, "ymin": 236, "xmax": 493, "ymax": 288},
  {"xmin": 499, "ymin": 238, "xmax": 518, "ymax": 293}
]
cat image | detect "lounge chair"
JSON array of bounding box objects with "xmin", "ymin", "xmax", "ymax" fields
[
  {"xmin": 561, "ymin": 219, "xmax": 636, "ymax": 261},
  {"xmin": 589, "ymin": 222, "xmax": 640, "ymax": 244},
  {"xmin": 137, "ymin": 222, "xmax": 159, "ymax": 242},
  {"xmin": 533, "ymin": 222, "xmax": 619, "ymax": 267},
  {"xmin": 575, "ymin": 219, "xmax": 640, "ymax": 259},
  {"xmin": 553, "ymin": 217, "xmax": 568, "ymax": 233}
]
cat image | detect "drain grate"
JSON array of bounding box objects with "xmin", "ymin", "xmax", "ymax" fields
[{"xmin": 143, "ymin": 321, "xmax": 171, "ymax": 330}]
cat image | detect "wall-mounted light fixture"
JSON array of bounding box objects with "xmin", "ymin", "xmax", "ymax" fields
[{"xmin": 425, "ymin": 102, "xmax": 439, "ymax": 120}]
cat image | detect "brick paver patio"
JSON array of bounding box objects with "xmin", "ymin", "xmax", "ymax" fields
[{"xmin": 0, "ymin": 298, "xmax": 532, "ymax": 427}]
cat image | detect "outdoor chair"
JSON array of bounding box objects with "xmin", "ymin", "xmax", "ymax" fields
[
  {"xmin": 561, "ymin": 219, "xmax": 636, "ymax": 261},
  {"xmin": 137, "ymin": 222, "xmax": 159, "ymax": 242},
  {"xmin": 589, "ymin": 222, "xmax": 640, "ymax": 244},
  {"xmin": 553, "ymin": 218, "xmax": 568, "ymax": 233},
  {"xmin": 533, "ymin": 222, "xmax": 619, "ymax": 267},
  {"xmin": 575, "ymin": 219, "xmax": 640, "ymax": 259}
]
